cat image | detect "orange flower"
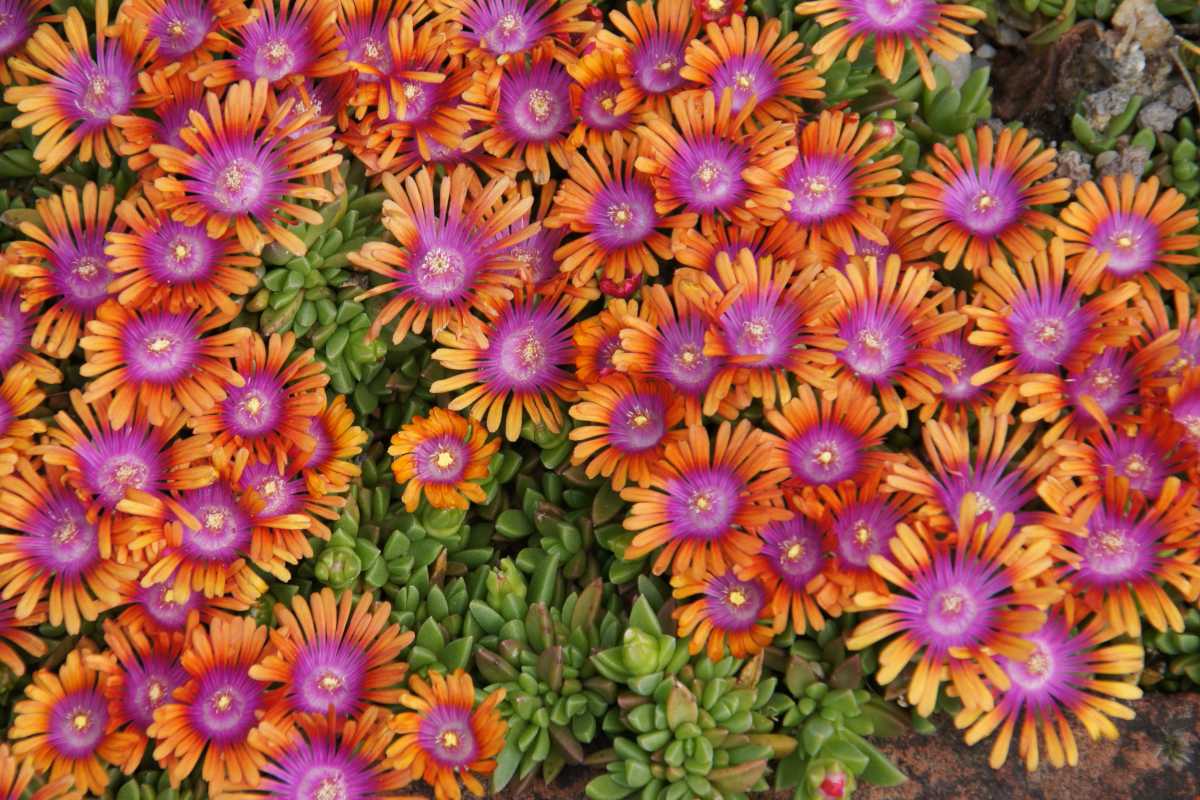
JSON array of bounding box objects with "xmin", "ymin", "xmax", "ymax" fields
[
  {"xmin": 150, "ymin": 79, "xmax": 342, "ymax": 256},
  {"xmin": 902, "ymin": 125, "xmax": 1071, "ymax": 271},
  {"xmin": 796, "ymin": 0, "xmax": 985, "ymax": 89},
  {"xmin": 672, "ymin": 570, "xmax": 776, "ymax": 660},
  {"xmin": 620, "ymin": 420, "xmax": 790, "ymax": 577},
  {"xmin": 0, "ymin": 742, "xmax": 80, "ymax": 800},
  {"xmin": 118, "ymin": 0, "xmax": 254, "ymax": 72},
  {"xmin": 0, "ymin": 365, "xmax": 46, "ymax": 476},
  {"xmin": 634, "ymin": 90, "xmax": 797, "ymax": 228},
  {"xmin": 6, "ymin": 182, "xmax": 123, "ymax": 359},
  {"xmin": 4, "ymin": 2, "xmax": 156, "ymax": 172},
  {"xmin": 597, "ymin": 0, "xmax": 701, "ymax": 117},
  {"xmin": 547, "ymin": 135, "xmax": 697, "ymax": 285},
  {"xmin": 388, "ymin": 407, "xmax": 500, "ymax": 512},
  {"xmin": 388, "ymin": 670, "xmax": 506, "ymax": 800},
  {"xmin": 568, "ymin": 373, "xmax": 686, "ymax": 490}
]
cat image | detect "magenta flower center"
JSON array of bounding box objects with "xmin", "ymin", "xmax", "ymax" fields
[
  {"xmin": 25, "ymin": 494, "xmax": 99, "ymax": 578},
  {"xmin": 785, "ymin": 155, "xmax": 854, "ymax": 225},
  {"xmin": 608, "ymin": 392, "xmax": 667, "ymax": 454},
  {"xmin": 417, "ymin": 704, "xmax": 479, "ymax": 768},
  {"xmin": 654, "ymin": 317, "xmax": 718, "ymax": 396},
  {"xmin": 480, "ymin": 302, "xmax": 572, "ymax": 392},
  {"xmin": 176, "ymin": 485, "xmax": 251, "ymax": 564},
  {"xmin": 0, "ymin": 289, "xmax": 31, "ymax": 371},
  {"xmin": 122, "ymin": 312, "xmax": 202, "ymax": 385},
  {"xmin": 499, "ymin": 63, "xmax": 572, "ymax": 144},
  {"xmin": 0, "ymin": 0, "xmax": 36, "ymax": 57},
  {"xmin": 704, "ymin": 573, "xmax": 765, "ymax": 631},
  {"xmin": 710, "ymin": 54, "xmax": 779, "ymax": 114},
  {"xmin": 787, "ymin": 422, "xmax": 862, "ymax": 486},
  {"xmin": 669, "ymin": 137, "xmax": 749, "ymax": 214},
  {"xmin": 587, "ymin": 178, "xmax": 659, "ymax": 251},
  {"xmin": 412, "ymin": 434, "xmax": 470, "ymax": 484},
  {"xmin": 849, "ymin": 0, "xmax": 937, "ymax": 35},
  {"xmin": 136, "ymin": 582, "xmax": 200, "ymax": 632},
  {"xmin": 145, "ymin": 221, "xmax": 220, "ymax": 284},
  {"xmin": 1008, "ymin": 290, "xmax": 1090, "ymax": 372},
  {"xmin": 720, "ymin": 291, "xmax": 800, "ymax": 369},
  {"xmin": 149, "ymin": 0, "xmax": 214, "ymax": 60},
  {"xmin": 122, "ymin": 655, "xmax": 188, "ymax": 731},
  {"xmin": 1073, "ymin": 512, "xmax": 1155, "ymax": 587},
  {"xmin": 191, "ymin": 665, "xmax": 262, "ymax": 745},
  {"xmin": 664, "ymin": 466, "xmax": 743, "ymax": 540},
  {"xmin": 77, "ymin": 427, "xmax": 165, "ymax": 510},
  {"xmin": 223, "ymin": 373, "xmax": 286, "ymax": 439},
  {"xmin": 761, "ymin": 519, "xmax": 824, "ymax": 589},
  {"xmin": 1096, "ymin": 433, "xmax": 1166, "ymax": 496},
  {"xmin": 832, "ymin": 500, "xmax": 898, "ymax": 571},
  {"xmin": 64, "ymin": 50, "xmax": 135, "ymax": 127},
  {"xmin": 1090, "ymin": 211, "xmax": 1160, "ymax": 276},
  {"xmin": 837, "ymin": 305, "xmax": 913, "ymax": 383},
  {"xmin": 241, "ymin": 461, "xmax": 304, "ymax": 518},
  {"xmin": 631, "ymin": 33, "xmax": 687, "ymax": 95},
  {"xmin": 51, "ymin": 237, "xmax": 112, "ymax": 313},
  {"xmin": 580, "ymin": 79, "xmax": 628, "ymax": 132},
  {"xmin": 942, "ymin": 166, "xmax": 1023, "ymax": 238},
  {"xmin": 292, "ymin": 637, "xmax": 369, "ymax": 715},
  {"xmin": 48, "ymin": 689, "xmax": 109, "ymax": 759}
]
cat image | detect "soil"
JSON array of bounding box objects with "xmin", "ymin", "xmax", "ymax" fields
[{"xmin": 407, "ymin": 693, "xmax": 1200, "ymax": 799}]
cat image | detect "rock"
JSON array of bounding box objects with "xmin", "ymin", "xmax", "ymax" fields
[
  {"xmin": 1139, "ymin": 101, "xmax": 1180, "ymax": 133},
  {"xmin": 1112, "ymin": 0, "xmax": 1175, "ymax": 53},
  {"xmin": 1095, "ymin": 144, "xmax": 1151, "ymax": 178},
  {"xmin": 1054, "ymin": 148, "xmax": 1094, "ymax": 190},
  {"xmin": 1169, "ymin": 85, "xmax": 1195, "ymax": 112}
]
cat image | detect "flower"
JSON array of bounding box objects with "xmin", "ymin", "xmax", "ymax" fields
[
  {"xmin": 0, "ymin": 365, "xmax": 46, "ymax": 476},
  {"xmin": 149, "ymin": 615, "xmax": 280, "ymax": 786},
  {"xmin": 0, "ymin": 597, "xmax": 46, "ymax": 678},
  {"xmin": 115, "ymin": 577, "xmax": 248, "ymax": 634},
  {"xmin": 764, "ymin": 378, "xmax": 899, "ymax": 491},
  {"xmin": 448, "ymin": 0, "xmax": 594, "ymax": 62},
  {"xmin": 1057, "ymin": 173, "xmax": 1200, "ymax": 292},
  {"xmin": 1038, "ymin": 476, "xmax": 1200, "ymax": 638},
  {"xmin": 10, "ymin": 650, "xmax": 135, "ymax": 795},
  {"xmin": 191, "ymin": 0, "xmax": 345, "ymax": 89},
  {"xmin": 828, "ymin": 254, "xmax": 965, "ymax": 426},
  {"xmin": 191, "ymin": 331, "xmax": 329, "ymax": 464},
  {"xmin": 620, "ymin": 419, "xmax": 790, "ymax": 577},
  {"xmin": 634, "ymin": 90, "xmax": 797, "ymax": 227},
  {"xmin": 847, "ymin": 504, "xmax": 1062, "ymax": 716},
  {"xmin": 79, "ymin": 302, "xmax": 251, "ymax": 428},
  {"xmin": 1017, "ymin": 333, "xmax": 1179, "ymax": 445},
  {"xmin": 567, "ymin": 48, "xmax": 635, "ymax": 150},
  {"xmin": 965, "ymin": 239, "xmax": 1140, "ymax": 385},
  {"xmin": 336, "ymin": 0, "xmax": 404, "ymax": 84},
  {"xmin": 546, "ymin": 134, "xmax": 697, "ymax": 285},
  {"xmin": 688, "ymin": 250, "xmax": 842, "ymax": 408},
  {"xmin": 1137, "ymin": 288, "xmax": 1200, "ymax": 378},
  {"xmin": 106, "ymin": 189, "xmax": 261, "ymax": 314},
  {"xmin": 614, "ymin": 279, "xmax": 741, "ymax": 424},
  {"xmin": 388, "ymin": 407, "xmax": 500, "ymax": 511},
  {"xmin": 296, "ymin": 394, "xmax": 368, "ymax": 496},
  {"xmin": 430, "ymin": 291, "xmax": 579, "ymax": 441},
  {"xmin": 902, "ymin": 125, "xmax": 1071, "ymax": 270},
  {"xmin": 887, "ymin": 408, "xmax": 1054, "ymax": 533},
  {"xmin": 464, "ymin": 49, "xmax": 575, "ymax": 184},
  {"xmin": 672, "ymin": 570, "xmax": 776, "ymax": 660},
  {"xmin": 780, "ymin": 110, "xmax": 904, "ymax": 252},
  {"xmin": 918, "ymin": 291, "xmax": 1003, "ymax": 422},
  {"xmin": 959, "ymin": 613, "xmax": 1143, "ymax": 771},
  {"xmin": 801, "ymin": 198, "xmax": 938, "ymax": 275},
  {"xmin": 226, "ymin": 707, "xmax": 410, "ymax": 798},
  {"xmin": 568, "ymin": 373, "xmax": 686, "ymax": 489},
  {"xmin": 597, "ymin": 0, "xmax": 701, "ymax": 117},
  {"xmin": 573, "ymin": 297, "xmax": 645, "ymax": 385},
  {"xmin": 795, "ymin": 0, "xmax": 986, "ymax": 89},
  {"xmin": 0, "ymin": 742, "xmax": 80, "ymax": 800},
  {"xmin": 1168, "ymin": 366, "xmax": 1200, "ymax": 447},
  {"xmin": 673, "ymin": 216, "xmax": 807, "ymax": 275},
  {"xmin": 4, "ymin": 3, "xmax": 154, "ymax": 172},
  {"xmin": 0, "ymin": 459, "xmax": 139, "ymax": 633},
  {"xmin": 251, "ymin": 588, "xmax": 415, "ymax": 718},
  {"xmin": 352, "ymin": 12, "xmax": 474, "ymax": 160},
  {"xmin": 388, "ymin": 670, "xmax": 506, "ymax": 800},
  {"xmin": 40, "ymin": 390, "xmax": 215, "ymax": 544},
  {"xmin": 5, "ymin": 182, "xmax": 123, "ymax": 359},
  {"xmin": 681, "ymin": 16, "xmax": 823, "ymax": 122},
  {"xmin": 693, "ymin": 0, "xmax": 743, "ymax": 23},
  {"xmin": 89, "ymin": 621, "xmax": 188, "ymax": 773},
  {"xmin": 350, "ymin": 165, "xmax": 528, "ymax": 344},
  {"xmin": 737, "ymin": 515, "xmax": 842, "ymax": 634},
  {"xmin": 0, "ymin": 274, "xmax": 62, "ymax": 385},
  {"xmin": 1050, "ymin": 408, "xmax": 1193, "ymax": 506},
  {"xmin": 129, "ymin": 479, "xmax": 270, "ymax": 604},
  {"xmin": 111, "ymin": 69, "xmax": 208, "ymax": 171},
  {"xmin": 118, "ymin": 0, "xmax": 254, "ymax": 70},
  {"xmin": 0, "ymin": 1, "xmax": 53, "ymax": 84},
  {"xmin": 810, "ymin": 472, "xmax": 923, "ymax": 603},
  {"xmin": 150, "ymin": 79, "xmax": 342, "ymax": 256}
]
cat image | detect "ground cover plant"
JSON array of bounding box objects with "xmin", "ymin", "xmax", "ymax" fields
[{"xmin": 0, "ymin": 0, "xmax": 1199, "ymax": 798}]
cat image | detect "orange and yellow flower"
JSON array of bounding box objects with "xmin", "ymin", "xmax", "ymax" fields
[
  {"xmin": 388, "ymin": 407, "xmax": 500, "ymax": 512},
  {"xmin": 672, "ymin": 570, "xmax": 777, "ymax": 660}
]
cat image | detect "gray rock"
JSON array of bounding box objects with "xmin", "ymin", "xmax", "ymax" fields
[{"xmin": 1139, "ymin": 101, "xmax": 1180, "ymax": 132}]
